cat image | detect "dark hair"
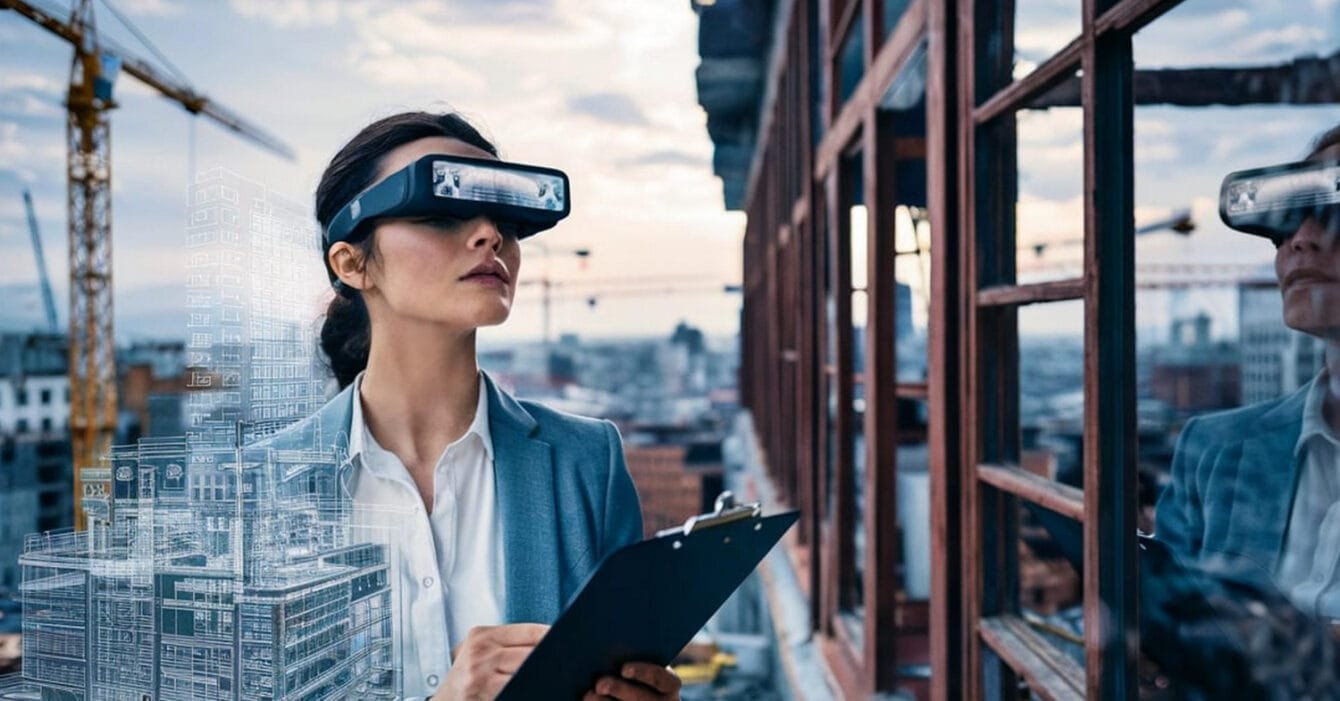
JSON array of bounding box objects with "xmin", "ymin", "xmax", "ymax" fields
[
  {"xmin": 315, "ymin": 111, "xmax": 499, "ymax": 388},
  {"xmin": 1309, "ymin": 123, "xmax": 1340, "ymax": 159}
]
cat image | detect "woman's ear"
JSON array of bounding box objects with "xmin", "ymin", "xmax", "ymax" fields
[{"xmin": 328, "ymin": 242, "xmax": 372, "ymax": 292}]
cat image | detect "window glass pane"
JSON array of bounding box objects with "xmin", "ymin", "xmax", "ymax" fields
[
  {"xmin": 884, "ymin": 0, "xmax": 911, "ymax": 37},
  {"xmin": 1136, "ymin": 0, "xmax": 1340, "ymax": 695},
  {"xmin": 1013, "ymin": 0, "xmax": 1081, "ymax": 81},
  {"xmin": 844, "ymin": 150, "xmax": 868, "ymax": 633},
  {"xmin": 838, "ymin": 14, "xmax": 866, "ymax": 104},
  {"xmin": 1016, "ymin": 299, "xmax": 1085, "ymax": 666},
  {"xmin": 1015, "ymin": 73, "xmax": 1085, "ymax": 285},
  {"xmin": 895, "ymin": 205, "xmax": 931, "ymax": 383},
  {"xmin": 1019, "ymin": 300, "xmax": 1085, "ymax": 488}
]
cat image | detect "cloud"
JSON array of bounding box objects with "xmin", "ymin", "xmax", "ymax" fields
[
  {"xmin": 0, "ymin": 91, "xmax": 62, "ymax": 119},
  {"xmin": 617, "ymin": 149, "xmax": 709, "ymax": 169},
  {"xmin": 228, "ymin": 0, "xmax": 345, "ymax": 27},
  {"xmin": 446, "ymin": 0, "xmax": 560, "ymax": 25},
  {"xmin": 567, "ymin": 92, "xmax": 647, "ymax": 126},
  {"xmin": 116, "ymin": 0, "xmax": 185, "ymax": 16}
]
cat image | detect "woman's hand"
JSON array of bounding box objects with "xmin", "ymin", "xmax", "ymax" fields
[
  {"xmin": 431, "ymin": 623, "xmax": 549, "ymax": 701},
  {"xmin": 583, "ymin": 663, "xmax": 682, "ymax": 701}
]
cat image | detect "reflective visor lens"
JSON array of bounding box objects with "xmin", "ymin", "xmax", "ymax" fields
[
  {"xmin": 1220, "ymin": 159, "xmax": 1340, "ymax": 242},
  {"xmin": 325, "ymin": 154, "xmax": 570, "ymax": 246},
  {"xmin": 432, "ymin": 160, "xmax": 566, "ymax": 212}
]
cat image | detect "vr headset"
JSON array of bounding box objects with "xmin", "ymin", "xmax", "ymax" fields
[
  {"xmin": 324, "ymin": 154, "xmax": 571, "ymax": 247},
  {"xmin": 1220, "ymin": 158, "xmax": 1340, "ymax": 245}
]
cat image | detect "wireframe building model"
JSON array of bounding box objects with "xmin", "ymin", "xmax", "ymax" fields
[
  {"xmin": 13, "ymin": 434, "xmax": 402, "ymax": 701},
  {"xmin": 0, "ymin": 169, "xmax": 406, "ymax": 700}
]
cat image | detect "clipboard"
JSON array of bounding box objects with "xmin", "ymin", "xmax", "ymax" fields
[{"xmin": 496, "ymin": 492, "xmax": 799, "ymax": 701}]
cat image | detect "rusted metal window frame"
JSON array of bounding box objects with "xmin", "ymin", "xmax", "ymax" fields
[{"xmin": 950, "ymin": 0, "xmax": 1184, "ymax": 699}]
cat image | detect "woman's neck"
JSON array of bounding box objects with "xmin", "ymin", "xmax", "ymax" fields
[{"xmin": 359, "ymin": 316, "xmax": 483, "ymax": 474}]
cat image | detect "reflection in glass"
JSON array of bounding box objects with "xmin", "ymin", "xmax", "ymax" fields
[
  {"xmin": 1013, "ymin": 94, "xmax": 1085, "ymax": 285},
  {"xmin": 1136, "ymin": 0, "xmax": 1340, "ymax": 695},
  {"xmin": 838, "ymin": 14, "xmax": 866, "ymax": 105},
  {"xmin": 1012, "ymin": 0, "xmax": 1081, "ymax": 81}
]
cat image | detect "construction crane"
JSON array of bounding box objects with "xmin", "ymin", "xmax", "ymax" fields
[
  {"xmin": 2, "ymin": 0, "xmax": 295, "ymax": 530},
  {"xmin": 22, "ymin": 189, "xmax": 59, "ymax": 334}
]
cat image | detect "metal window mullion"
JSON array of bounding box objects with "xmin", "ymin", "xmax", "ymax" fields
[
  {"xmin": 864, "ymin": 107, "xmax": 903, "ymax": 690},
  {"xmin": 1080, "ymin": 2, "xmax": 1138, "ymax": 698}
]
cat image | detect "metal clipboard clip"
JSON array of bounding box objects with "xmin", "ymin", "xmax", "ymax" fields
[{"xmin": 655, "ymin": 491, "xmax": 763, "ymax": 538}]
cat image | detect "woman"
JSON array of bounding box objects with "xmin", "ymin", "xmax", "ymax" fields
[
  {"xmin": 258, "ymin": 111, "xmax": 682, "ymax": 701},
  {"xmin": 1149, "ymin": 124, "xmax": 1340, "ymax": 697}
]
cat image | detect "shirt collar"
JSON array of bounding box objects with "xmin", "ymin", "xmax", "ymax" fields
[
  {"xmin": 347, "ymin": 369, "xmax": 495, "ymax": 470},
  {"xmin": 1295, "ymin": 369, "xmax": 1340, "ymax": 457}
]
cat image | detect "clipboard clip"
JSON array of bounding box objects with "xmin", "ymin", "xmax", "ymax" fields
[{"xmin": 656, "ymin": 491, "xmax": 763, "ymax": 538}]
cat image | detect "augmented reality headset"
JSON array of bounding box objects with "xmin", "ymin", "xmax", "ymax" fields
[
  {"xmin": 1220, "ymin": 158, "xmax": 1340, "ymax": 244},
  {"xmin": 324, "ymin": 154, "xmax": 571, "ymax": 246}
]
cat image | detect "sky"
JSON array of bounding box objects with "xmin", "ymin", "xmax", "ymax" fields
[
  {"xmin": 2, "ymin": 0, "xmax": 1339, "ymax": 348},
  {"xmin": 0, "ymin": 0, "xmax": 746, "ymax": 344}
]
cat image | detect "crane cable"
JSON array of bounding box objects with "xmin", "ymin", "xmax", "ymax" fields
[{"xmin": 95, "ymin": 0, "xmax": 194, "ymax": 86}]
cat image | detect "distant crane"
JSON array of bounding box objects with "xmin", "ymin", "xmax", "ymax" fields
[
  {"xmin": 22, "ymin": 189, "xmax": 59, "ymax": 334},
  {"xmin": 3, "ymin": 0, "xmax": 294, "ymax": 529}
]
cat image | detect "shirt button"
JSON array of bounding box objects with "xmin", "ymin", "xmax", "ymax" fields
[
  {"xmin": 423, "ymin": 576, "xmax": 435, "ymax": 588},
  {"xmin": 426, "ymin": 674, "xmax": 439, "ymax": 687}
]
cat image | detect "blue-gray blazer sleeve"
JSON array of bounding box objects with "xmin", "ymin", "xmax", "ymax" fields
[
  {"xmin": 600, "ymin": 419, "xmax": 644, "ymax": 557},
  {"xmin": 1154, "ymin": 415, "xmax": 1205, "ymax": 562}
]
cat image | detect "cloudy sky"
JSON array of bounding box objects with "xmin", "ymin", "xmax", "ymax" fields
[
  {"xmin": 0, "ymin": 0, "xmax": 744, "ymax": 343},
  {"xmin": 1009, "ymin": 0, "xmax": 1339, "ymax": 341},
  {"xmin": 2, "ymin": 0, "xmax": 1338, "ymax": 348}
]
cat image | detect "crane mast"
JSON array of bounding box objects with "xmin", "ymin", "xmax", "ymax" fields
[{"xmin": 3, "ymin": 0, "xmax": 294, "ymax": 530}]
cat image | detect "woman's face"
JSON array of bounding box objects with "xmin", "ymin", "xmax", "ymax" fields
[
  {"xmin": 1275, "ymin": 142, "xmax": 1340, "ymax": 340},
  {"xmin": 333, "ymin": 136, "xmax": 522, "ymax": 333}
]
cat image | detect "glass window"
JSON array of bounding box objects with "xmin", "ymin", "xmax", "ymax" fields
[
  {"xmin": 1134, "ymin": 0, "xmax": 1339, "ymax": 695},
  {"xmin": 838, "ymin": 13, "xmax": 866, "ymax": 105},
  {"xmin": 1013, "ymin": 0, "xmax": 1081, "ymax": 81}
]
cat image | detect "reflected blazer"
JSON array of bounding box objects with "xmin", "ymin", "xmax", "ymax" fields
[
  {"xmin": 246, "ymin": 369, "xmax": 645, "ymax": 624},
  {"xmin": 1153, "ymin": 383, "xmax": 1308, "ymax": 577}
]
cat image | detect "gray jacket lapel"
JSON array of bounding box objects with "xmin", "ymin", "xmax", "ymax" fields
[
  {"xmin": 1221, "ymin": 385, "xmax": 1307, "ymax": 575},
  {"xmin": 482, "ymin": 371, "xmax": 562, "ymax": 624}
]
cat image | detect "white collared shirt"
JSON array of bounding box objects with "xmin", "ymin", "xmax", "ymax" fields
[
  {"xmin": 347, "ymin": 369, "xmax": 507, "ymax": 700},
  {"xmin": 1276, "ymin": 370, "xmax": 1340, "ymax": 619}
]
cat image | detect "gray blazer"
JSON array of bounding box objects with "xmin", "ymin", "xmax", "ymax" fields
[
  {"xmin": 246, "ymin": 369, "xmax": 645, "ymax": 625},
  {"xmin": 1154, "ymin": 383, "xmax": 1308, "ymax": 578}
]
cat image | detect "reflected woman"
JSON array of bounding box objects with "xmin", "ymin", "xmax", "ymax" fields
[{"xmin": 1155, "ymin": 123, "xmax": 1340, "ymax": 611}]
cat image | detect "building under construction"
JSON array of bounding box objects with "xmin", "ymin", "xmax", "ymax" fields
[{"xmin": 693, "ymin": 0, "xmax": 1340, "ymax": 699}]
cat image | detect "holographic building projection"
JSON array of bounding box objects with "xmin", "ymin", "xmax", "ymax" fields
[{"xmin": 0, "ymin": 169, "xmax": 407, "ymax": 700}]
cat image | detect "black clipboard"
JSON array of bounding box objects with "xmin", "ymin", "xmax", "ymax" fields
[{"xmin": 496, "ymin": 492, "xmax": 799, "ymax": 701}]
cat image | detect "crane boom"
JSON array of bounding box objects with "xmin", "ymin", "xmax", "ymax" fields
[
  {"xmin": 0, "ymin": 0, "xmax": 295, "ymax": 160},
  {"xmin": 22, "ymin": 190, "xmax": 60, "ymax": 334}
]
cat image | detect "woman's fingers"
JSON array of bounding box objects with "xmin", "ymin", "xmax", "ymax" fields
[
  {"xmin": 487, "ymin": 622, "xmax": 551, "ymax": 646},
  {"xmin": 618, "ymin": 663, "xmax": 682, "ymax": 696},
  {"xmin": 591, "ymin": 675, "xmax": 662, "ymax": 701},
  {"xmin": 490, "ymin": 645, "xmax": 535, "ymax": 675}
]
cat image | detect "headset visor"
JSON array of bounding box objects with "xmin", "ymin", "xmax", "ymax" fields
[
  {"xmin": 325, "ymin": 153, "xmax": 570, "ymax": 245},
  {"xmin": 1220, "ymin": 159, "xmax": 1340, "ymax": 243}
]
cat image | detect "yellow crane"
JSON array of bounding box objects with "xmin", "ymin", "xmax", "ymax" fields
[{"xmin": 2, "ymin": 0, "xmax": 294, "ymax": 529}]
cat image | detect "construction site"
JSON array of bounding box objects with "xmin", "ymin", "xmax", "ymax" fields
[{"xmin": 0, "ymin": 0, "xmax": 1338, "ymax": 699}]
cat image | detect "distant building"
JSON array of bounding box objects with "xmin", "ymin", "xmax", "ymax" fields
[
  {"xmin": 1239, "ymin": 278, "xmax": 1325, "ymax": 404},
  {"xmin": 1148, "ymin": 313, "xmax": 1240, "ymax": 415},
  {"xmin": 0, "ymin": 333, "xmax": 69, "ymax": 437},
  {"xmin": 0, "ymin": 333, "xmax": 74, "ymax": 593},
  {"xmin": 624, "ymin": 436, "xmax": 727, "ymax": 537},
  {"xmin": 119, "ymin": 340, "xmax": 190, "ymax": 439}
]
